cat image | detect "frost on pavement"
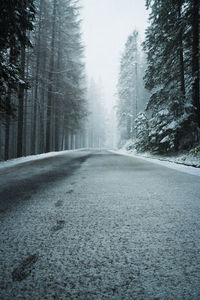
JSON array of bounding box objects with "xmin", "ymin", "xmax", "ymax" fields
[{"xmin": 0, "ymin": 151, "xmax": 200, "ymax": 299}]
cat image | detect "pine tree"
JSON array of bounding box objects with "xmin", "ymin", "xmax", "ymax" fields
[
  {"xmin": 139, "ymin": 0, "xmax": 199, "ymax": 153},
  {"xmin": 117, "ymin": 30, "xmax": 147, "ymax": 145},
  {"xmin": 0, "ymin": 0, "xmax": 87, "ymax": 160},
  {"xmin": 191, "ymin": 0, "xmax": 200, "ymax": 127},
  {"xmin": 0, "ymin": 0, "xmax": 35, "ymax": 159}
]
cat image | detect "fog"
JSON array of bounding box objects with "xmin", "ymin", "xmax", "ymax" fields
[
  {"xmin": 1, "ymin": 0, "xmax": 199, "ymax": 160},
  {"xmin": 82, "ymin": 0, "xmax": 149, "ymax": 111}
]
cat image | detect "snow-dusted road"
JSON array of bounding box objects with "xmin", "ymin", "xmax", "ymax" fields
[{"xmin": 0, "ymin": 149, "xmax": 200, "ymax": 299}]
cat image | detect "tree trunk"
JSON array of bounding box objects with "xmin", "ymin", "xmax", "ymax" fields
[
  {"xmin": 38, "ymin": 103, "xmax": 45, "ymax": 153},
  {"xmin": 178, "ymin": 2, "xmax": 186, "ymax": 97},
  {"xmin": 17, "ymin": 45, "xmax": 26, "ymax": 157},
  {"xmin": 46, "ymin": 0, "xmax": 57, "ymax": 152},
  {"xmin": 70, "ymin": 132, "xmax": 73, "ymax": 149},
  {"xmin": 39, "ymin": 48, "xmax": 47, "ymax": 154},
  {"xmin": 4, "ymin": 93, "xmax": 11, "ymax": 160},
  {"xmin": 65, "ymin": 130, "xmax": 69, "ymax": 150},
  {"xmin": 4, "ymin": 47, "xmax": 16, "ymax": 160},
  {"xmin": 31, "ymin": 0, "xmax": 43, "ymax": 155},
  {"xmin": 179, "ymin": 38, "xmax": 185, "ymax": 97},
  {"xmin": 192, "ymin": 0, "xmax": 200, "ymax": 127},
  {"xmin": 0, "ymin": 123, "xmax": 2, "ymax": 159},
  {"xmin": 54, "ymin": 19, "xmax": 62, "ymax": 151}
]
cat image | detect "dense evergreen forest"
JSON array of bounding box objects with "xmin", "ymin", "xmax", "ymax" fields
[
  {"xmin": 117, "ymin": 0, "xmax": 199, "ymax": 154},
  {"xmin": 0, "ymin": 0, "xmax": 199, "ymax": 161},
  {"xmin": 0, "ymin": 0, "xmax": 89, "ymax": 161}
]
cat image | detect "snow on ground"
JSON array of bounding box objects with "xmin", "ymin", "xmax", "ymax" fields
[
  {"xmin": 111, "ymin": 148, "xmax": 200, "ymax": 177},
  {"xmin": 0, "ymin": 149, "xmax": 83, "ymax": 170},
  {"xmin": 1, "ymin": 147, "xmax": 200, "ymax": 177}
]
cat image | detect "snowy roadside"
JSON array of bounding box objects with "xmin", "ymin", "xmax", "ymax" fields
[
  {"xmin": 110, "ymin": 149, "xmax": 200, "ymax": 177},
  {"xmin": 0, "ymin": 149, "xmax": 83, "ymax": 171}
]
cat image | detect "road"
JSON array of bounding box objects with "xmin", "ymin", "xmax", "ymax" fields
[{"xmin": 0, "ymin": 149, "xmax": 200, "ymax": 299}]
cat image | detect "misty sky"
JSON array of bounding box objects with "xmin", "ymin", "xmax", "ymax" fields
[{"xmin": 81, "ymin": 0, "xmax": 149, "ymax": 110}]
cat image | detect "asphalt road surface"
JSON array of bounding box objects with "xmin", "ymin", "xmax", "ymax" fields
[{"xmin": 0, "ymin": 150, "xmax": 200, "ymax": 299}]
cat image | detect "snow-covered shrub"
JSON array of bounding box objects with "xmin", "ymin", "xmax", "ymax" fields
[
  {"xmin": 143, "ymin": 90, "xmax": 196, "ymax": 153},
  {"xmin": 122, "ymin": 139, "xmax": 135, "ymax": 151},
  {"xmin": 134, "ymin": 112, "xmax": 149, "ymax": 152},
  {"xmin": 119, "ymin": 87, "xmax": 198, "ymax": 154},
  {"xmin": 189, "ymin": 145, "xmax": 200, "ymax": 156}
]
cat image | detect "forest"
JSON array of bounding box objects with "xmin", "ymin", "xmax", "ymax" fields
[
  {"xmin": 0, "ymin": 0, "xmax": 107, "ymax": 161},
  {"xmin": 0, "ymin": 2, "xmax": 200, "ymax": 299},
  {"xmin": 117, "ymin": 0, "xmax": 199, "ymax": 154},
  {"xmin": 0, "ymin": 0, "xmax": 199, "ymax": 161}
]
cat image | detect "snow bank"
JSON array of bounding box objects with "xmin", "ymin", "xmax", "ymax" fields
[
  {"xmin": 0, "ymin": 149, "xmax": 82, "ymax": 170},
  {"xmin": 111, "ymin": 149, "xmax": 200, "ymax": 177}
]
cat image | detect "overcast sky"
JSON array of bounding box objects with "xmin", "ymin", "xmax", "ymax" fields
[{"xmin": 81, "ymin": 0, "xmax": 149, "ymax": 110}]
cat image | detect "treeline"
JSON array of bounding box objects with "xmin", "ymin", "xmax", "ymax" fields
[
  {"xmin": 117, "ymin": 0, "xmax": 199, "ymax": 153},
  {"xmin": 0, "ymin": 0, "xmax": 87, "ymax": 161}
]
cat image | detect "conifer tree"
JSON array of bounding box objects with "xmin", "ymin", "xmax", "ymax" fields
[
  {"xmin": 0, "ymin": 0, "xmax": 87, "ymax": 160},
  {"xmin": 0, "ymin": 0, "xmax": 35, "ymax": 159},
  {"xmin": 117, "ymin": 31, "xmax": 147, "ymax": 145},
  {"xmin": 138, "ymin": 0, "xmax": 199, "ymax": 153}
]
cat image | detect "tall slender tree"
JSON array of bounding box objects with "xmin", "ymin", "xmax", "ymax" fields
[
  {"xmin": 117, "ymin": 30, "xmax": 147, "ymax": 145},
  {"xmin": 191, "ymin": 0, "xmax": 199, "ymax": 126}
]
